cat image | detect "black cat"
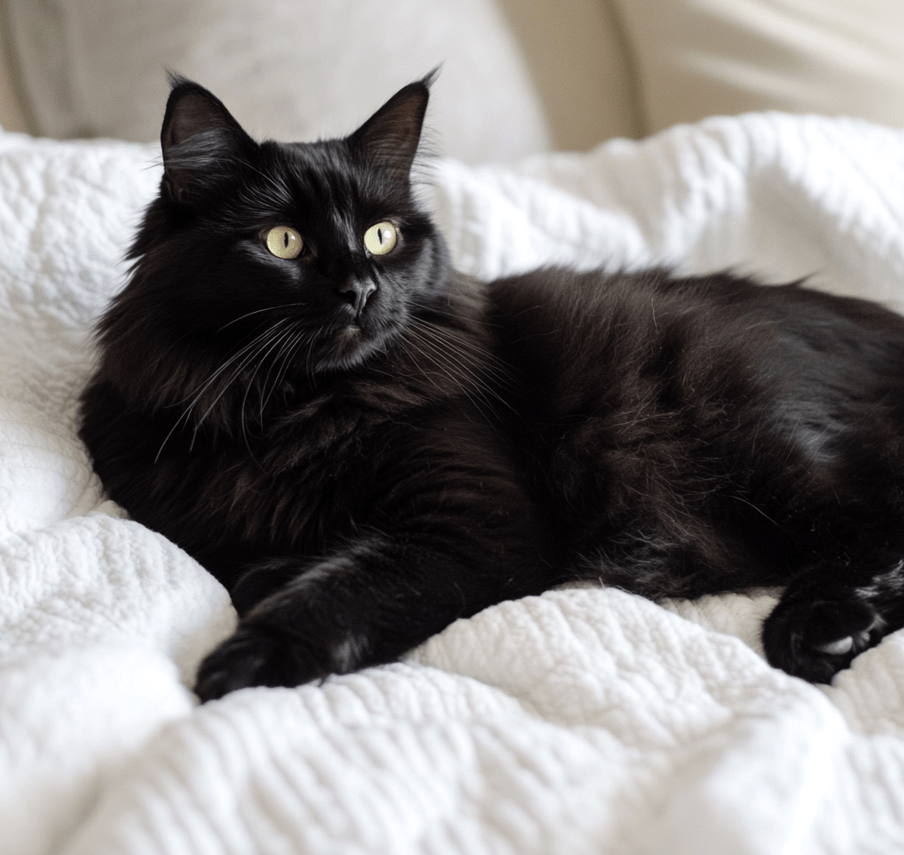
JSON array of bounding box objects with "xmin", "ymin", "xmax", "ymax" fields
[{"xmin": 79, "ymin": 74, "xmax": 904, "ymax": 700}]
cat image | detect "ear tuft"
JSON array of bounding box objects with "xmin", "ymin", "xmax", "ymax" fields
[
  {"xmin": 349, "ymin": 71, "xmax": 436, "ymax": 181},
  {"xmin": 160, "ymin": 75, "xmax": 255, "ymax": 205}
]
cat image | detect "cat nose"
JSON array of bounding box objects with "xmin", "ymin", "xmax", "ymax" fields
[{"xmin": 338, "ymin": 280, "xmax": 377, "ymax": 314}]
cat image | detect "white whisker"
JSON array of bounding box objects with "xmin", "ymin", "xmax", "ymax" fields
[
  {"xmin": 216, "ymin": 302, "xmax": 309, "ymax": 333},
  {"xmin": 403, "ymin": 321, "xmax": 518, "ymax": 418},
  {"xmin": 155, "ymin": 319, "xmax": 294, "ymax": 461}
]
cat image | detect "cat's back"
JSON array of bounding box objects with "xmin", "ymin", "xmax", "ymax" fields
[
  {"xmin": 485, "ymin": 266, "xmax": 904, "ymax": 399},
  {"xmin": 482, "ymin": 267, "xmax": 904, "ymax": 595},
  {"xmin": 483, "ymin": 265, "xmax": 904, "ymax": 494},
  {"xmin": 484, "ymin": 268, "xmax": 762, "ymax": 415}
]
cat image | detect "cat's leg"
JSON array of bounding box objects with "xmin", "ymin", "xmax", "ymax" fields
[
  {"xmin": 194, "ymin": 539, "xmax": 536, "ymax": 700},
  {"xmin": 567, "ymin": 476, "xmax": 904, "ymax": 684},
  {"xmin": 762, "ymin": 548, "xmax": 904, "ymax": 683},
  {"xmin": 193, "ymin": 414, "xmax": 553, "ymax": 701}
]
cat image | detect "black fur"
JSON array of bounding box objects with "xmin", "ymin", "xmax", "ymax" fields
[{"xmin": 79, "ymin": 76, "xmax": 904, "ymax": 699}]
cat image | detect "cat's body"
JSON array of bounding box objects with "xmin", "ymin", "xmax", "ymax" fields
[{"xmin": 79, "ymin": 76, "xmax": 904, "ymax": 699}]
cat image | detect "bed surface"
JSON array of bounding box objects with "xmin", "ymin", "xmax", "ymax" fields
[{"xmin": 3, "ymin": 112, "xmax": 904, "ymax": 854}]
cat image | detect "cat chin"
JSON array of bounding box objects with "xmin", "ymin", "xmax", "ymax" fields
[{"xmin": 315, "ymin": 324, "xmax": 388, "ymax": 372}]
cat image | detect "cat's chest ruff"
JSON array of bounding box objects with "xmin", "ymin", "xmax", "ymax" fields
[{"xmin": 258, "ymin": 381, "xmax": 433, "ymax": 473}]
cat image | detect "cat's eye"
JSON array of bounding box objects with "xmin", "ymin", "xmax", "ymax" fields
[
  {"xmin": 265, "ymin": 226, "xmax": 304, "ymax": 260},
  {"xmin": 363, "ymin": 221, "xmax": 398, "ymax": 256}
]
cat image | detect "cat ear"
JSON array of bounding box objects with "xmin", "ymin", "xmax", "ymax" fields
[
  {"xmin": 349, "ymin": 71, "xmax": 436, "ymax": 181},
  {"xmin": 160, "ymin": 76, "xmax": 256, "ymax": 204}
]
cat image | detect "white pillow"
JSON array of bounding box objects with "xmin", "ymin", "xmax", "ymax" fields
[
  {"xmin": 4, "ymin": 0, "xmax": 551, "ymax": 163},
  {"xmin": 617, "ymin": 0, "xmax": 904, "ymax": 134}
]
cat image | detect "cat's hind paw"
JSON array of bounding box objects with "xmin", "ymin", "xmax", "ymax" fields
[
  {"xmin": 812, "ymin": 630, "xmax": 872, "ymax": 656},
  {"xmin": 762, "ymin": 592, "xmax": 881, "ymax": 683}
]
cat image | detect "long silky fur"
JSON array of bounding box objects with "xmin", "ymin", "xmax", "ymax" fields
[{"xmin": 80, "ymin": 76, "xmax": 904, "ymax": 698}]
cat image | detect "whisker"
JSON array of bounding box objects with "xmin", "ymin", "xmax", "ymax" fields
[
  {"xmin": 239, "ymin": 323, "xmax": 297, "ymax": 434},
  {"xmin": 216, "ymin": 302, "xmax": 309, "ymax": 333},
  {"xmin": 171, "ymin": 320, "xmax": 290, "ymax": 409},
  {"xmin": 193, "ymin": 323, "xmax": 289, "ymax": 431},
  {"xmin": 409, "ymin": 317, "xmax": 520, "ymax": 390},
  {"xmin": 262, "ymin": 328, "xmax": 310, "ymax": 417},
  {"xmin": 399, "ymin": 333, "xmax": 502, "ymax": 425},
  {"xmin": 403, "ymin": 323, "xmax": 516, "ymax": 418},
  {"xmin": 156, "ymin": 320, "xmax": 291, "ymax": 461},
  {"xmin": 250, "ymin": 325, "xmax": 306, "ymax": 425},
  {"xmin": 406, "ymin": 321, "xmax": 512, "ymax": 389}
]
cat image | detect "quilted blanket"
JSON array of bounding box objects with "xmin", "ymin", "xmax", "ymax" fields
[{"xmin": 2, "ymin": 111, "xmax": 904, "ymax": 855}]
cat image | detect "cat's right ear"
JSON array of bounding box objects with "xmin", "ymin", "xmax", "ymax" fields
[
  {"xmin": 160, "ymin": 76, "xmax": 255, "ymax": 205},
  {"xmin": 349, "ymin": 71, "xmax": 436, "ymax": 182}
]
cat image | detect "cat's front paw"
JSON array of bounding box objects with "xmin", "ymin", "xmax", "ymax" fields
[
  {"xmin": 193, "ymin": 626, "xmax": 327, "ymax": 702},
  {"xmin": 762, "ymin": 593, "xmax": 880, "ymax": 683},
  {"xmin": 194, "ymin": 581, "xmax": 373, "ymax": 702}
]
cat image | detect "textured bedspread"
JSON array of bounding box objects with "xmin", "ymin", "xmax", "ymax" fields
[{"xmin": 2, "ymin": 111, "xmax": 904, "ymax": 854}]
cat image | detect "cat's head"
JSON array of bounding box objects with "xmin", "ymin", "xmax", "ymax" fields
[{"xmin": 102, "ymin": 73, "xmax": 450, "ymax": 409}]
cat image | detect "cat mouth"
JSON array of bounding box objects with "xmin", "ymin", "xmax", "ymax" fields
[
  {"xmin": 321, "ymin": 320, "xmax": 379, "ymax": 368},
  {"xmin": 315, "ymin": 302, "xmax": 399, "ymax": 370},
  {"xmin": 341, "ymin": 322, "xmax": 364, "ymax": 340}
]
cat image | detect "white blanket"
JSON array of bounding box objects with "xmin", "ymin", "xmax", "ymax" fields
[{"xmin": 2, "ymin": 112, "xmax": 904, "ymax": 855}]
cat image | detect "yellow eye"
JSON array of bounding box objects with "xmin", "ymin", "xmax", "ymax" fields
[
  {"xmin": 363, "ymin": 221, "xmax": 398, "ymax": 256},
  {"xmin": 265, "ymin": 226, "xmax": 303, "ymax": 259}
]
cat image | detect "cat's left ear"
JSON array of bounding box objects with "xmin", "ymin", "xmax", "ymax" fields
[
  {"xmin": 349, "ymin": 71, "xmax": 436, "ymax": 181},
  {"xmin": 160, "ymin": 75, "xmax": 256, "ymax": 205}
]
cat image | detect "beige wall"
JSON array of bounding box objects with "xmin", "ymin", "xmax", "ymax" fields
[{"xmin": 2, "ymin": 0, "xmax": 904, "ymax": 150}]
